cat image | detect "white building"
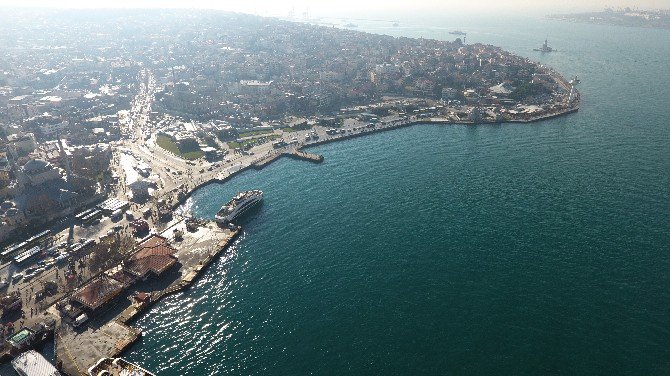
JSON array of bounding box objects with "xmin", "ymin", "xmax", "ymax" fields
[
  {"xmin": 22, "ymin": 159, "xmax": 62, "ymax": 186},
  {"xmin": 11, "ymin": 350, "xmax": 61, "ymax": 376}
]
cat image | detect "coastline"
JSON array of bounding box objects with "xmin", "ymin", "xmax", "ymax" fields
[
  {"xmin": 53, "ymin": 219, "xmax": 241, "ymax": 376},
  {"xmin": 50, "ymin": 76, "xmax": 580, "ymax": 376},
  {"xmin": 172, "ymin": 101, "xmax": 580, "ymax": 211}
]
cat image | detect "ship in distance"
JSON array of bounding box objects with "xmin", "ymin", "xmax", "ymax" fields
[
  {"xmin": 449, "ymin": 30, "xmax": 467, "ymax": 35},
  {"xmin": 215, "ymin": 190, "xmax": 264, "ymax": 224},
  {"xmin": 534, "ymin": 39, "xmax": 555, "ymax": 53}
]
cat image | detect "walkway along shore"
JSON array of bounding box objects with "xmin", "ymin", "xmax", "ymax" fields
[{"xmin": 172, "ymin": 102, "xmax": 580, "ymax": 210}]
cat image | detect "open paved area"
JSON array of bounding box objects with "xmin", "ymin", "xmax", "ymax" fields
[{"xmin": 51, "ymin": 218, "xmax": 236, "ymax": 375}]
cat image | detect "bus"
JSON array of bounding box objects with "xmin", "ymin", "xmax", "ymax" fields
[
  {"xmin": 13, "ymin": 246, "xmax": 41, "ymax": 265},
  {"xmin": 1, "ymin": 229, "xmax": 51, "ymax": 261},
  {"xmin": 81, "ymin": 210, "xmax": 103, "ymax": 225}
]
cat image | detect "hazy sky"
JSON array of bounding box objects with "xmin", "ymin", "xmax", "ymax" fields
[{"xmin": 0, "ymin": 0, "xmax": 667, "ymax": 16}]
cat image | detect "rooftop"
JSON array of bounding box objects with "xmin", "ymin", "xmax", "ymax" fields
[
  {"xmin": 71, "ymin": 274, "xmax": 124, "ymax": 310},
  {"xmin": 8, "ymin": 328, "xmax": 34, "ymax": 346},
  {"xmin": 11, "ymin": 350, "xmax": 61, "ymax": 376},
  {"xmin": 124, "ymin": 235, "xmax": 177, "ymax": 278}
]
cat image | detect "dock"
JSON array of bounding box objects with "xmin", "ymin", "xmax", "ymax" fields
[
  {"xmin": 53, "ymin": 219, "xmax": 239, "ymax": 376},
  {"xmin": 288, "ymin": 150, "xmax": 324, "ymax": 163},
  {"xmin": 252, "ymin": 149, "xmax": 324, "ymax": 170},
  {"xmin": 252, "ymin": 152, "xmax": 283, "ymax": 169}
]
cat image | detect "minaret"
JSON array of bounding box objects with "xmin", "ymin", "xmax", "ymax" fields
[{"xmin": 58, "ymin": 136, "xmax": 72, "ymax": 180}]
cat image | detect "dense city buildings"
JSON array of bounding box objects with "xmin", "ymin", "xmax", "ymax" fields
[
  {"xmin": 549, "ymin": 7, "xmax": 670, "ymax": 29},
  {"xmin": 0, "ymin": 9, "xmax": 578, "ymax": 243},
  {"xmin": 0, "ymin": 9, "xmax": 580, "ymax": 375}
]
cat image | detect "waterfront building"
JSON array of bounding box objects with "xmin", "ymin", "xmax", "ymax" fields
[
  {"xmin": 124, "ymin": 235, "xmax": 178, "ymax": 281},
  {"xmin": 6, "ymin": 328, "xmax": 35, "ymax": 352},
  {"xmin": 11, "ymin": 350, "xmax": 60, "ymax": 376},
  {"xmin": 70, "ymin": 275, "xmax": 125, "ymax": 311}
]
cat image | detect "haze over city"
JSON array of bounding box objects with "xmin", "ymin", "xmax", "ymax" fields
[
  {"xmin": 0, "ymin": 0, "xmax": 668, "ymax": 16},
  {"xmin": 0, "ymin": 0, "xmax": 668, "ymax": 375}
]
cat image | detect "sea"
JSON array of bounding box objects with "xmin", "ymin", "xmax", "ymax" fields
[{"xmin": 115, "ymin": 13, "xmax": 670, "ymax": 376}]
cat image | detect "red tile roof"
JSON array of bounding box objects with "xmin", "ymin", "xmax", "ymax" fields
[
  {"xmin": 124, "ymin": 235, "xmax": 177, "ymax": 278},
  {"xmin": 106, "ymin": 267, "xmax": 138, "ymax": 287},
  {"xmin": 71, "ymin": 275, "xmax": 124, "ymax": 310}
]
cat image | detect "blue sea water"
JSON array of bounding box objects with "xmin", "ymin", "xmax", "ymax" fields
[{"xmin": 124, "ymin": 15, "xmax": 670, "ymax": 375}]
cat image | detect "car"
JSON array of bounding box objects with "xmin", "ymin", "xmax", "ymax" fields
[
  {"xmin": 73, "ymin": 313, "xmax": 89, "ymax": 328},
  {"xmin": 0, "ymin": 280, "xmax": 8, "ymax": 289}
]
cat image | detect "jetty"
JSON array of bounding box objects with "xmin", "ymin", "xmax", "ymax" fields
[
  {"xmin": 253, "ymin": 149, "xmax": 324, "ymax": 170},
  {"xmin": 53, "ymin": 219, "xmax": 239, "ymax": 376},
  {"xmin": 288, "ymin": 150, "xmax": 324, "ymax": 163}
]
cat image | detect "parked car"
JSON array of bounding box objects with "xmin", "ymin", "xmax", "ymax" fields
[{"xmin": 73, "ymin": 313, "xmax": 89, "ymax": 328}]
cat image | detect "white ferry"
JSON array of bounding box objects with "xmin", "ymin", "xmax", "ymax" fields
[
  {"xmin": 215, "ymin": 190, "xmax": 263, "ymax": 224},
  {"xmin": 88, "ymin": 357, "xmax": 155, "ymax": 376}
]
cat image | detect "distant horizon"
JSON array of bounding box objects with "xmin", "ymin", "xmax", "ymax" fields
[{"xmin": 0, "ymin": 1, "xmax": 668, "ymax": 19}]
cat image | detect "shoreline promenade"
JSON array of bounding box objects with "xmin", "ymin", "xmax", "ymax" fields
[{"xmin": 172, "ymin": 99, "xmax": 580, "ymax": 209}]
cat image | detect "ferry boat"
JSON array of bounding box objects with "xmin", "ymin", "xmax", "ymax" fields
[
  {"xmin": 215, "ymin": 190, "xmax": 263, "ymax": 224},
  {"xmin": 88, "ymin": 357, "xmax": 156, "ymax": 376}
]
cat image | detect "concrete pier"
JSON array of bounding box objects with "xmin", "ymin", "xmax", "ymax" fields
[
  {"xmin": 288, "ymin": 150, "xmax": 324, "ymax": 163},
  {"xmin": 53, "ymin": 219, "xmax": 239, "ymax": 376},
  {"xmin": 252, "ymin": 149, "xmax": 324, "ymax": 170}
]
